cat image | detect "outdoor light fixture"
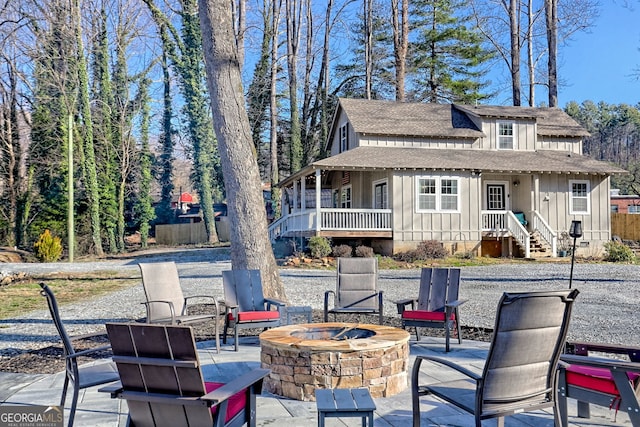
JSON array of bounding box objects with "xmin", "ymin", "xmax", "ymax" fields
[{"xmin": 568, "ymin": 220, "xmax": 582, "ymax": 289}]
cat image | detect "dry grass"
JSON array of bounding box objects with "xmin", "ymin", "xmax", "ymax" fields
[{"xmin": 0, "ymin": 272, "xmax": 139, "ymax": 320}]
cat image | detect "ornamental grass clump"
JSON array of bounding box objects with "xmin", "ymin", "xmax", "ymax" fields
[
  {"xmin": 34, "ymin": 229, "xmax": 63, "ymax": 262},
  {"xmin": 332, "ymin": 244, "xmax": 353, "ymax": 258},
  {"xmin": 355, "ymin": 245, "xmax": 374, "ymax": 257}
]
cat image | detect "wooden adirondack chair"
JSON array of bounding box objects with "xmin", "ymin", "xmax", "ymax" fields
[
  {"xmin": 139, "ymin": 262, "xmax": 221, "ymax": 353},
  {"xmin": 558, "ymin": 342, "xmax": 640, "ymax": 426},
  {"xmin": 412, "ymin": 289, "xmax": 579, "ymax": 427},
  {"xmin": 323, "ymin": 257, "xmax": 383, "ymax": 324},
  {"xmin": 102, "ymin": 323, "xmax": 269, "ymax": 427},
  {"xmin": 222, "ymin": 269, "xmax": 285, "ymax": 351},
  {"xmin": 395, "ymin": 267, "xmax": 464, "ymax": 351}
]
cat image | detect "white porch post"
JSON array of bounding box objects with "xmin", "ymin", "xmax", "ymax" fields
[
  {"xmin": 315, "ymin": 169, "xmax": 321, "ymax": 233},
  {"xmin": 293, "ymin": 179, "xmax": 299, "ymax": 212},
  {"xmin": 301, "ymin": 175, "xmax": 306, "ymax": 211}
]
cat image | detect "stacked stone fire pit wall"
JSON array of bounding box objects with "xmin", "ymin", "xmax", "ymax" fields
[{"xmin": 260, "ymin": 323, "xmax": 410, "ymax": 401}]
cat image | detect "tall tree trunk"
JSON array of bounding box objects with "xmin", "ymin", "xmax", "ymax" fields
[
  {"xmin": 286, "ymin": 0, "xmax": 303, "ymax": 172},
  {"xmin": 364, "ymin": 0, "xmax": 373, "ymax": 99},
  {"xmin": 545, "ymin": 0, "xmax": 558, "ymax": 107},
  {"xmin": 391, "ymin": 0, "xmax": 408, "ymax": 102},
  {"xmin": 73, "ymin": 0, "xmax": 104, "ymax": 256},
  {"xmin": 271, "ymin": 0, "xmax": 282, "ymax": 219},
  {"xmin": 527, "ymin": 0, "xmax": 534, "ymax": 106},
  {"xmin": 198, "ymin": 0, "xmax": 285, "ymax": 300},
  {"xmin": 509, "ymin": 0, "xmax": 521, "ymax": 106}
]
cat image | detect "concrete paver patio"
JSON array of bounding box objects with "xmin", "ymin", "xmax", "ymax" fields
[{"xmin": 1, "ymin": 335, "xmax": 633, "ymax": 427}]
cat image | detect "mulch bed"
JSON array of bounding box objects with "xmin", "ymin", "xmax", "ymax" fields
[{"xmin": 0, "ymin": 309, "xmax": 493, "ymax": 375}]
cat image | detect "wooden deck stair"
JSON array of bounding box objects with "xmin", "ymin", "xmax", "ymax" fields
[{"xmin": 520, "ymin": 231, "xmax": 551, "ymax": 258}]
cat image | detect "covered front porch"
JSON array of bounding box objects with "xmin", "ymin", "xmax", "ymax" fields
[{"xmin": 270, "ymin": 169, "xmax": 558, "ymax": 258}]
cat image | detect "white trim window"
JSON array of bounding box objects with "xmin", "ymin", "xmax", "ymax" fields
[
  {"xmin": 339, "ymin": 123, "xmax": 348, "ymax": 152},
  {"xmin": 569, "ymin": 180, "xmax": 590, "ymax": 214},
  {"xmin": 340, "ymin": 185, "xmax": 352, "ymax": 208},
  {"xmin": 498, "ymin": 121, "xmax": 515, "ymax": 150},
  {"xmin": 628, "ymin": 205, "xmax": 640, "ymax": 214},
  {"xmin": 416, "ymin": 176, "xmax": 459, "ymax": 212}
]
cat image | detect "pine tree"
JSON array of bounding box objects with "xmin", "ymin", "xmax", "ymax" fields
[{"xmin": 410, "ymin": 0, "xmax": 493, "ymax": 104}]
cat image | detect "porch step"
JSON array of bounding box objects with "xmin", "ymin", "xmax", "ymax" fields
[{"xmin": 518, "ymin": 231, "xmax": 552, "ymax": 258}]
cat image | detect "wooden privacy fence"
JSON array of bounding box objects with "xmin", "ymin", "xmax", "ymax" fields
[
  {"xmin": 611, "ymin": 213, "xmax": 640, "ymax": 241},
  {"xmin": 156, "ymin": 219, "xmax": 230, "ymax": 245}
]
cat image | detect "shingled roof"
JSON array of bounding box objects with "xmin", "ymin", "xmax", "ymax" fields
[
  {"xmin": 337, "ymin": 98, "xmax": 484, "ymax": 139},
  {"xmin": 454, "ymin": 104, "xmax": 590, "ymax": 137},
  {"xmin": 279, "ymin": 146, "xmax": 626, "ymax": 187},
  {"xmin": 337, "ymin": 98, "xmax": 589, "ymax": 139}
]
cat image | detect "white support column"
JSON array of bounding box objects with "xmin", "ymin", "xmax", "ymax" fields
[
  {"xmin": 293, "ymin": 179, "xmax": 299, "ymax": 213},
  {"xmin": 301, "ymin": 175, "xmax": 306, "ymax": 211},
  {"xmin": 316, "ymin": 169, "xmax": 322, "ymax": 233}
]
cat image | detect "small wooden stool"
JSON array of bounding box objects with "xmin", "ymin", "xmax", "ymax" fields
[{"xmin": 316, "ymin": 388, "xmax": 376, "ymax": 427}]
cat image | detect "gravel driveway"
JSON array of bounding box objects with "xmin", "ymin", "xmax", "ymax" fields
[{"xmin": 1, "ymin": 248, "xmax": 639, "ymax": 354}]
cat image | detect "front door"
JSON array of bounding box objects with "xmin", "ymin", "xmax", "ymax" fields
[{"xmin": 487, "ymin": 183, "xmax": 507, "ymax": 210}]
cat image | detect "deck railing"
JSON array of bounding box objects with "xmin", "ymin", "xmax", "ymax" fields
[
  {"xmin": 321, "ymin": 208, "xmax": 392, "ymax": 230},
  {"xmin": 533, "ymin": 211, "xmax": 557, "ymax": 256},
  {"xmin": 269, "ymin": 208, "xmax": 391, "ymax": 240}
]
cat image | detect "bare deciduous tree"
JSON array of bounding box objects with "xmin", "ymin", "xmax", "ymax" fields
[{"xmin": 198, "ymin": 0, "xmax": 285, "ymax": 299}]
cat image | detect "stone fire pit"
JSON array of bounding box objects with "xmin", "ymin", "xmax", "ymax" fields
[{"xmin": 259, "ymin": 322, "xmax": 410, "ymax": 401}]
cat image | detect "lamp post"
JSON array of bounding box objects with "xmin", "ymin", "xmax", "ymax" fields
[{"xmin": 568, "ymin": 220, "xmax": 582, "ymax": 289}]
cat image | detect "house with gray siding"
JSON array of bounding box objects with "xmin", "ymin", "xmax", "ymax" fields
[{"xmin": 270, "ymin": 98, "xmax": 626, "ymax": 257}]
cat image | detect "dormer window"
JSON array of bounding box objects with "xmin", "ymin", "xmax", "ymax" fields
[
  {"xmin": 339, "ymin": 123, "xmax": 349, "ymax": 152},
  {"xmin": 498, "ymin": 121, "xmax": 514, "ymax": 150}
]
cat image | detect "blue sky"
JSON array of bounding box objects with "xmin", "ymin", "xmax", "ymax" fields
[{"xmin": 556, "ymin": 2, "xmax": 640, "ymax": 107}]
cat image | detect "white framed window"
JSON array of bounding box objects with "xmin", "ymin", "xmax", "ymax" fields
[
  {"xmin": 416, "ymin": 176, "xmax": 459, "ymax": 212},
  {"xmin": 340, "ymin": 185, "xmax": 352, "ymax": 208},
  {"xmin": 628, "ymin": 205, "xmax": 640, "ymax": 214},
  {"xmin": 373, "ymin": 179, "xmax": 388, "ymax": 209},
  {"xmin": 339, "ymin": 123, "xmax": 348, "ymax": 152},
  {"xmin": 498, "ymin": 121, "xmax": 515, "ymax": 149},
  {"xmin": 569, "ymin": 180, "xmax": 590, "ymax": 214}
]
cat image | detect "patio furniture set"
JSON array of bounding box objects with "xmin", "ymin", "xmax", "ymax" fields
[{"xmin": 38, "ymin": 258, "xmax": 640, "ymax": 427}]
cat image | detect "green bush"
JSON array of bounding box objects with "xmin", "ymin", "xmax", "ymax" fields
[
  {"xmin": 34, "ymin": 229, "xmax": 63, "ymax": 262},
  {"xmin": 332, "ymin": 244, "xmax": 353, "ymax": 258},
  {"xmin": 604, "ymin": 241, "xmax": 636, "ymax": 263},
  {"xmin": 308, "ymin": 236, "xmax": 331, "ymax": 259},
  {"xmin": 355, "ymin": 245, "xmax": 374, "ymax": 257}
]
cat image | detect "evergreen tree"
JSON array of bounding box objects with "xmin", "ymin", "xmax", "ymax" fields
[
  {"xmin": 90, "ymin": 7, "xmax": 118, "ymax": 254},
  {"xmin": 410, "ymin": 0, "xmax": 493, "ymax": 104},
  {"xmin": 134, "ymin": 76, "xmax": 156, "ymax": 248}
]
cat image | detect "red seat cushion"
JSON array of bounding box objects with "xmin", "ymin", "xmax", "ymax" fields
[
  {"xmin": 228, "ymin": 311, "xmax": 279, "ymax": 322},
  {"xmin": 566, "ymin": 364, "xmax": 640, "ymax": 396},
  {"xmin": 402, "ymin": 310, "xmax": 455, "ymax": 321},
  {"xmin": 205, "ymin": 381, "xmax": 247, "ymax": 423}
]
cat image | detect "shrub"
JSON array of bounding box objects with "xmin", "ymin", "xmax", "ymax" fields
[
  {"xmin": 34, "ymin": 229, "xmax": 63, "ymax": 262},
  {"xmin": 332, "ymin": 244, "xmax": 353, "ymax": 258},
  {"xmin": 604, "ymin": 241, "xmax": 636, "ymax": 263},
  {"xmin": 308, "ymin": 236, "xmax": 331, "ymax": 259},
  {"xmin": 412, "ymin": 240, "xmax": 447, "ymax": 261},
  {"xmin": 355, "ymin": 245, "xmax": 374, "ymax": 257}
]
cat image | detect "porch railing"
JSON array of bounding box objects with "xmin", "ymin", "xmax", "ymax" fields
[
  {"xmin": 533, "ymin": 211, "xmax": 557, "ymax": 257},
  {"xmin": 481, "ymin": 210, "xmax": 530, "ymax": 257},
  {"xmin": 321, "ymin": 208, "xmax": 392, "ymax": 230},
  {"xmin": 269, "ymin": 208, "xmax": 391, "ymax": 241}
]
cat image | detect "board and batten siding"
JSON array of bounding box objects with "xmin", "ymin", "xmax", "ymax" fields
[
  {"xmin": 391, "ymin": 171, "xmax": 482, "ymax": 252},
  {"xmin": 535, "ymin": 173, "xmax": 611, "ymax": 254},
  {"xmin": 358, "ymin": 135, "xmax": 474, "ymax": 149},
  {"xmin": 477, "ymin": 119, "xmax": 537, "ymax": 151},
  {"xmin": 537, "ymin": 137, "xmax": 582, "ymax": 154}
]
